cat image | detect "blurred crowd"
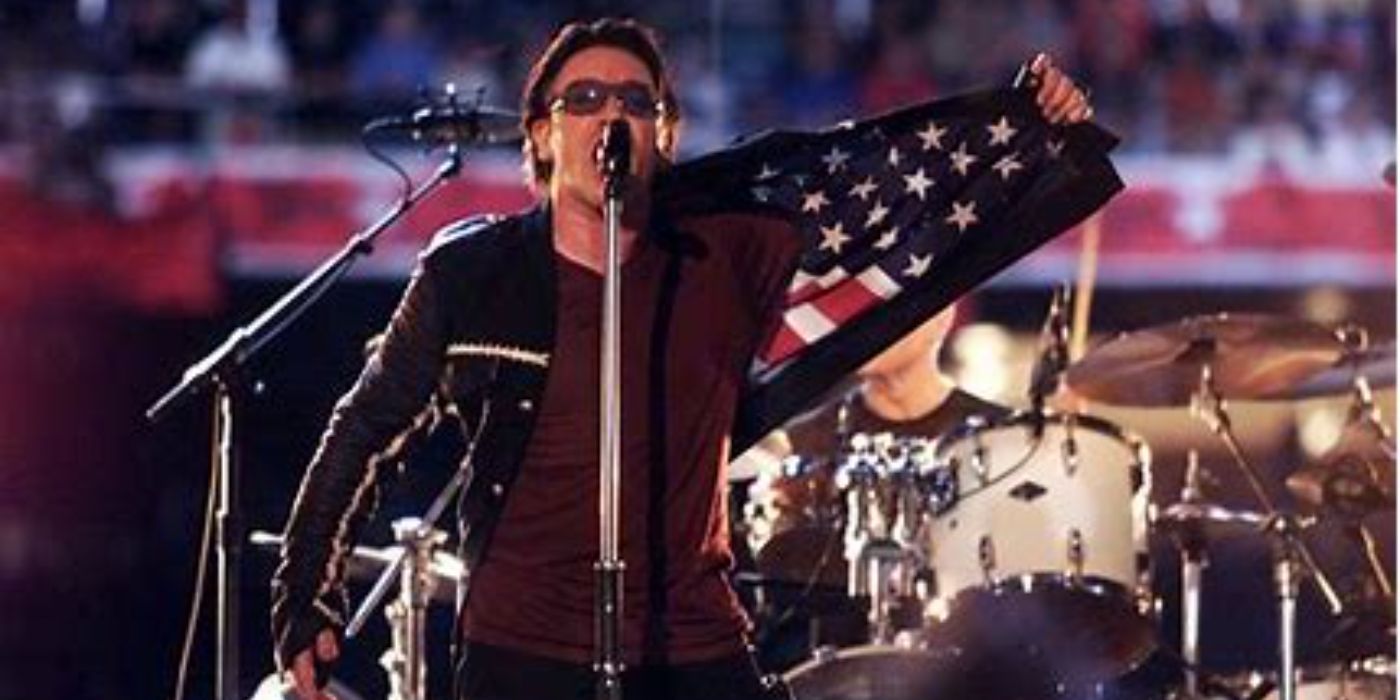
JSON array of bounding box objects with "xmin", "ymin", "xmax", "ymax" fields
[{"xmin": 0, "ymin": 0, "xmax": 1393, "ymax": 165}]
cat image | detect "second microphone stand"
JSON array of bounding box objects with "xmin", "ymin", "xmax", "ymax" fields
[
  {"xmin": 1190, "ymin": 361, "xmax": 1345, "ymax": 700},
  {"xmin": 147, "ymin": 145, "xmax": 464, "ymax": 700}
]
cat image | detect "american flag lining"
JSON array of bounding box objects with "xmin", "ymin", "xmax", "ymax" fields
[{"xmin": 656, "ymin": 86, "xmax": 1124, "ymax": 451}]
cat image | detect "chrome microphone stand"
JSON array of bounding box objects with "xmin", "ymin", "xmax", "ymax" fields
[{"xmin": 595, "ymin": 120, "xmax": 630, "ymax": 700}]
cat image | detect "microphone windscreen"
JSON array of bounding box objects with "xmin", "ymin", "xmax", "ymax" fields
[{"xmin": 600, "ymin": 119, "xmax": 631, "ymax": 177}]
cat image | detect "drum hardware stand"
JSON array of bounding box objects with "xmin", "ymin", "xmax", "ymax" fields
[
  {"xmin": 850, "ymin": 539, "xmax": 921, "ymax": 644},
  {"xmin": 345, "ymin": 437, "xmax": 468, "ymax": 700},
  {"xmin": 147, "ymin": 142, "xmax": 466, "ymax": 700},
  {"xmin": 1028, "ymin": 284, "xmax": 1071, "ymax": 420},
  {"xmin": 969, "ymin": 430, "xmax": 991, "ymax": 484},
  {"xmin": 376, "ymin": 518, "xmax": 448, "ymax": 700},
  {"xmin": 1190, "ymin": 363, "xmax": 1345, "ymax": 700},
  {"xmin": 841, "ymin": 435, "xmax": 923, "ymax": 645},
  {"xmin": 1028, "ymin": 284, "xmax": 1079, "ymax": 477},
  {"xmin": 1337, "ymin": 326, "xmax": 1396, "ymax": 464},
  {"xmin": 595, "ymin": 119, "xmax": 630, "ymax": 700}
]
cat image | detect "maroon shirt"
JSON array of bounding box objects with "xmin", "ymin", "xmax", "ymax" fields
[{"xmin": 462, "ymin": 213, "xmax": 800, "ymax": 665}]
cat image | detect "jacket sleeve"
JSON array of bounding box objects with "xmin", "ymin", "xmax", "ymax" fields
[{"xmin": 269, "ymin": 253, "xmax": 450, "ymax": 671}]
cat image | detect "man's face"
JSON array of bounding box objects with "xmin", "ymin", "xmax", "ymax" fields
[{"xmin": 530, "ymin": 46, "xmax": 673, "ymax": 211}]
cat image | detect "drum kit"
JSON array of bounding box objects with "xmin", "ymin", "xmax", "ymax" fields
[
  {"xmin": 742, "ymin": 313, "xmax": 1396, "ymax": 700},
  {"xmin": 248, "ymin": 312, "xmax": 1392, "ymax": 700}
]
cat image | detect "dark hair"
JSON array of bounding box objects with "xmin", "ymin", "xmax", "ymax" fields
[{"xmin": 519, "ymin": 17, "xmax": 681, "ymax": 190}]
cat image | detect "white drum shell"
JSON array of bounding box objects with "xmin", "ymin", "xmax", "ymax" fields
[{"xmin": 925, "ymin": 412, "xmax": 1152, "ymax": 607}]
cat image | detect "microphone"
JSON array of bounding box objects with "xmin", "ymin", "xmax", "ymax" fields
[
  {"xmin": 1028, "ymin": 284, "xmax": 1071, "ymax": 414},
  {"xmin": 366, "ymin": 104, "xmax": 522, "ymax": 146},
  {"xmin": 598, "ymin": 119, "xmax": 631, "ymax": 197}
]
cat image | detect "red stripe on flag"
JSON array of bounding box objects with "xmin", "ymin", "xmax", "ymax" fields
[
  {"xmin": 760, "ymin": 323, "xmax": 806, "ymax": 366},
  {"xmin": 807, "ymin": 276, "xmax": 884, "ymax": 328}
]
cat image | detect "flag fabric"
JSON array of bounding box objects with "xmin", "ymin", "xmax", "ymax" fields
[{"xmin": 655, "ymin": 86, "xmax": 1125, "ymax": 452}]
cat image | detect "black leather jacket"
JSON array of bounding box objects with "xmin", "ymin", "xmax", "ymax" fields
[
  {"xmin": 269, "ymin": 205, "xmax": 805, "ymax": 669},
  {"xmin": 271, "ymin": 206, "xmax": 561, "ymax": 668}
]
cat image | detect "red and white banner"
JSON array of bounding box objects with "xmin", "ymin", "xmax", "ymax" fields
[{"xmin": 0, "ymin": 147, "xmax": 1391, "ymax": 315}]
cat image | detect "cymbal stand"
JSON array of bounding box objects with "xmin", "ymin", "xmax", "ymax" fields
[
  {"xmin": 378, "ymin": 518, "xmax": 447, "ymax": 700},
  {"xmin": 1346, "ymin": 378, "xmax": 1396, "ymax": 485},
  {"xmin": 1336, "ymin": 328, "xmax": 1395, "ymax": 603},
  {"xmin": 1350, "ymin": 522, "xmax": 1394, "ymax": 603},
  {"xmin": 1191, "ymin": 364, "xmax": 1346, "ymax": 700},
  {"xmin": 1344, "ymin": 376, "xmax": 1396, "ymax": 604},
  {"xmin": 1176, "ymin": 451, "xmax": 1208, "ymax": 698}
]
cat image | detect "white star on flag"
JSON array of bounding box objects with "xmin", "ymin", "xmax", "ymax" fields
[
  {"xmin": 801, "ymin": 190, "xmax": 830, "ymax": 213},
  {"xmin": 992, "ymin": 154, "xmax": 1023, "ymax": 181},
  {"xmin": 822, "ymin": 146, "xmax": 851, "ymax": 173},
  {"xmin": 874, "ymin": 229, "xmax": 900, "ymax": 250},
  {"xmin": 917, "ymin": 121, "xmax": 947, "ymax": 151},
  {"xmin": 902, "ymin": 253, "xmax": 932, "ymax": 278},
  {"xmin": 819, "ymin": 222, "xmax": 850, "ymax": 253},
  {"xmin": 1046, "ymin": 139, "xmax": 1065, "ymax": 159},
  {"xmin": 903, "ymin": 168, "xmax": 934, "ymax": 200},
  {"xmin": 946, "ymin": 200, "xmax": 978, "ymax": 232},
  {"xmin": 849, "ymin": 177, "xmax": 878, "ymax": 201},
  {"xmin": 950, "ymin": 142, "xmax": 978, "ymax": 177},
  {"xmin": 755, "ymin": 163, "xmax": 780, "ymax": 181},
  {"xmin": 864, "ymin": 200, "xmax": 890, "ymax": 228},
  {"xmin": 887, "ymin": 146, "xmax": 902, "ymax": 167},
  {"xmin": 986, "ymin": 116, "xmax": 1017, "ymax": 146}
]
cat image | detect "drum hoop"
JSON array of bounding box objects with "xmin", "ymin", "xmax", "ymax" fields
[
  {"xmin": 932, "ymin": 409, "xmax": 1153, "ymax": 487},
  {"xmin": 935, "ymin": 410, "xmax": 1144, "ymax": 459},
  {"xmin": 782, "ymin": 644, "xmax": 954, "ymax": 680},
  {"xmin": 942, "ymin": 572, "xmax": 1152, "ymax": 609}
]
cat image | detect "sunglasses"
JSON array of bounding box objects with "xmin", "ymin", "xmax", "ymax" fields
[{"xmin": 549, "ymin": 79, "xmax": 663, "ymax": 119}]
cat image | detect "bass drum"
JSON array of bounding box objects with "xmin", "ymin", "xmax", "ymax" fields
[
  {"xmin": 784, "ymin": 645, "xmax": 960, "ymax": 700},
  {"xmin": 784, "ymin": 644, "xmax": 1096, "ymax": 700}
]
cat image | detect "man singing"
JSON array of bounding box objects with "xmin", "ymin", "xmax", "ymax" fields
[{"xmin": 270, "ymin": 17, "xmax": 1097, "ymax": 700}]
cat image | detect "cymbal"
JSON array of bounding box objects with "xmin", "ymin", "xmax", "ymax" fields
[
  {"xmin": 250, "ymin": 531, "xmax": 464, "ymax": 601},
  {"xmin": 1154, "ymin": 501, "xmax": 1269, "ymax": 542},
  {"xmin": 1271, "ymin": 340, "xmax": 1396, "ymax": 400},
  {"xmin": 1287, "ymin": 423, "xmax": 1395, "ymax": 517},
  {"xmin": 1066, "ymin": 313, "xmax": 1345, "ymax": 407}
]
